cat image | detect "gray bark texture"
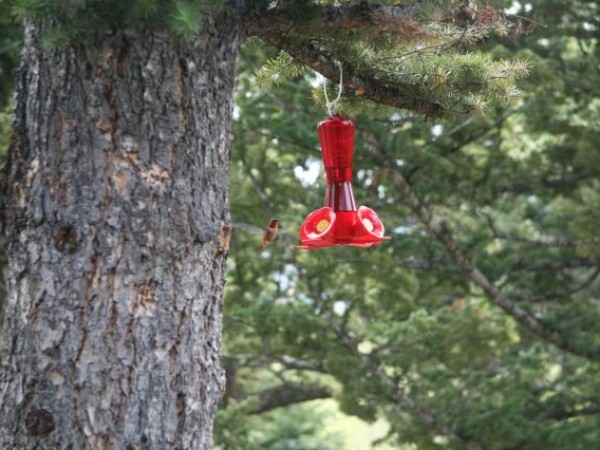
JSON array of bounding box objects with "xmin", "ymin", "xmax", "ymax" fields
[{"xmin": 0, "ymin": 14, "xmax": 241, "ymax": 449}]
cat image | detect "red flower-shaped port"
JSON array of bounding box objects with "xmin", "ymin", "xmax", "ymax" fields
[{"xmin": 297, "ymin": 115, "xmax": 390, "ymax": 250}]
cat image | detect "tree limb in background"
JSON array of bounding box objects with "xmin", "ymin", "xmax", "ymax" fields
[
  {"xmin": 277, "ymin": 354, "xmax": 327, "ymax": 373},
  {"xmin": 361, "ymin": 131, "xmax": 600, "ymax": 363},
  {"xmin": 548, "ymin": 402, "xmax": 600, "ymax": 421},
  {"xmin": 302, "ymin": 275, "xmax": 484, "ymax": 450},
  {"xmin": 247, "ymin": 384, "xmax": 332, "ymax": 415}
]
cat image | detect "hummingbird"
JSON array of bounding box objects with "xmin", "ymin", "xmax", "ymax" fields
[
  {"xmin": 457, "ymin": 0, "xmax": 478, "ymax": 23},
  {"xmin": 259, "ymin": 219, "xmax": 280, "ymax": 252}
]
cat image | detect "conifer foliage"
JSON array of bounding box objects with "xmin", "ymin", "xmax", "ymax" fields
[
  {"xmin": 249, "ymin": 0, "xmax": 529, "ymax": 116},
  {"xmin": 4, "ymin": 0, "xmax": 527, "ymax": 116}
]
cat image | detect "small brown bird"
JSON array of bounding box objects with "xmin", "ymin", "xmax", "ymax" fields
[
  {"xmin": 259, "ymin": 219, "xmax": 279, "ymax": 252},
  {"xmin": 458, "ymin": 0, "xmax": 478, "ymax": 23}
]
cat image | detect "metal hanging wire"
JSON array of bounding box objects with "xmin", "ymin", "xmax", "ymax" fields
[{"xmin": 323, "ymin": 62, "xmax": 343, "ymax": 116}]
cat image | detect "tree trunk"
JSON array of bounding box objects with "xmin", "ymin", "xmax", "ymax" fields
[{"xmin": 0, "ymin": 15, "xmax": 241, "ymax": 449}]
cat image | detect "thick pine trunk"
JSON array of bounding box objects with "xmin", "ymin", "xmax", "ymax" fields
[{"xmin": 1, "ymin": 15, "xmax": 241, "ymax": 449}]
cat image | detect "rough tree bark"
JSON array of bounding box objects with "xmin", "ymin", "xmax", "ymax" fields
[{"xmin": 0, "ymin": 13, "xmax": 241, "ymax": 449}]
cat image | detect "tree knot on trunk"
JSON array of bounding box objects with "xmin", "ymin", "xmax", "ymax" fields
[
  {"xmin": 53, "ymin": 225, "xmax": 79, "ymax": 254},
  {"xmin": 25, "ymin": 407, "xmax": 56, "ymax": 437}
]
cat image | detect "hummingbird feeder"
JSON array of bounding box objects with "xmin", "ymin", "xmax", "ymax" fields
[{"xmin": 297, "ymin": 114, "xmax": 390, "ymax": 250}]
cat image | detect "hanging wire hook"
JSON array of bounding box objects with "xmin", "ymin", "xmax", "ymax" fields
[{"xmin": 323, "ymin": 61, "xmax": 343, "ymax": 116}]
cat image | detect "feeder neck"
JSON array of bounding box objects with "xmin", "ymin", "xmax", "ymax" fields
[
  {"xmin": 325, "ymin": 182, "xmax": 356, "ymax": 211},
  {"xmin": 318, "ymin": 115, "xmax": 357, "ymax": 211}
]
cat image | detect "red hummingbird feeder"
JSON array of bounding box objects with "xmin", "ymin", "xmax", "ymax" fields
[{"xmin": 297, "ymin": 114, "xmax": 390, "ymax": 250}]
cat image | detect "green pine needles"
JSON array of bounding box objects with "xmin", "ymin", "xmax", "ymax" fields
[
  {"xmin": 2, "ymin": 0, "xmax": 227, "ymax": 44},
  {"xmin": 2, "ymin": 0, "xmax": 532, "ymax": 117},
  {"xmin": 251, "ymin": 1, "xmax": 531, "ymax": 117},
  {"xmin": 255, "ymin": 51, "xmax": 305, "ymax": 89}
]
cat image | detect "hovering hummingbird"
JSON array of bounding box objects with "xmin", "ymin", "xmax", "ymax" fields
[
  {"xmin": 259, "ymin": 219, "xmax": 279, "ymax": 252},
  {"xmin": 458, "ymin": 0, "xmax": 478, "ymax": 23}
]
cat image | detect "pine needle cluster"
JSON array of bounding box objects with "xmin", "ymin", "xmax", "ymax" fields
[
  {"xmin": 1, "ymin": 0, "xmax": 226, "ymax": 44},
  {"xmin": 2, "ymin": 0, "xmax": 532, "ymax": 116},
  {"xmin": 254, "ymin": 0, "xmax": 531, "ymax": 117}
]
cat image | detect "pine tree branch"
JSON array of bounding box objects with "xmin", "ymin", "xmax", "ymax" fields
[
  {"xmin": 246, "ymin": 4, "xmax": 447, "ymax": 117},
  {"xmin": 248, "ymin": 2, "xmax": 422, "ymax": 37},
  {"xmin": 361, "ymin": 132, "xmax": 600, "ymax": 363},
  {"xmin": 251, "ymin": 30, "xmax": 446, "ymax": 117}
]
